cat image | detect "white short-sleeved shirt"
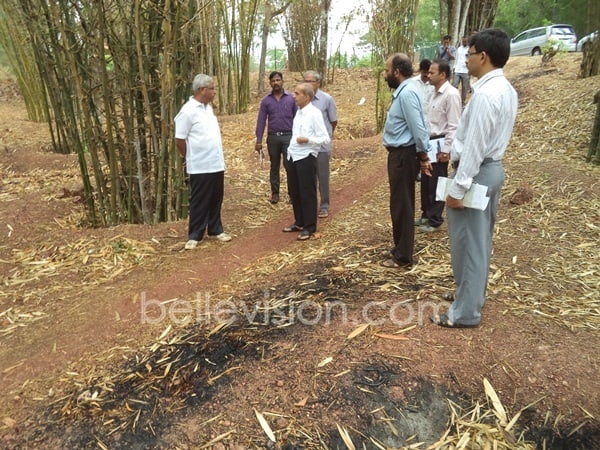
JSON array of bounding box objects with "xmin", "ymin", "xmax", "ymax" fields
[{"xmin": 174, "ymin": 96, "xmax": 225, "ymax": 174}]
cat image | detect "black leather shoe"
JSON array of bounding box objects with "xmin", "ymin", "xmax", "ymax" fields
[{"xmin": 297, "ymin": 230, "xmax": 311, "ymax": 241}]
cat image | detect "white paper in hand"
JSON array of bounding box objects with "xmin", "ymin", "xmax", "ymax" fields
[
  {"xmin": 436, "ymin": 177, "xmax": 490, "ymax": 211},
  {"xmin": 427, "ymin": 137, "xmax": 445, "ymax": 162}
]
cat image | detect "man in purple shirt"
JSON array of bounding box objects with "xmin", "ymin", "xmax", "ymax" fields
[{"xmin": 255, "ymin": 71, "xmax": 298, "ymax": 204}]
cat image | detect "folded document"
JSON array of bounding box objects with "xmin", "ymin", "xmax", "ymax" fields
[
  {"xmin": 427, "ymin": 137, "xmax": 445, "ymax": 162},
  {"xmin": 436, "ymin": 176, "xmax": 490, "ymax": 211}
]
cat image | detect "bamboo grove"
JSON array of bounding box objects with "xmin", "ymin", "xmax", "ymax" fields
[{"xmin": 0, "ymin": 0, "xmax": 262, "ymax": 226}]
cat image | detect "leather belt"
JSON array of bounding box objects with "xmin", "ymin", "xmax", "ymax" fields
[
  {"xmin": 268, "ymin": 131, "xmax": 292, "ymax": 136},
  {"xmin": 453, "ymin": 157, "xmax": 496, "ymax": 170},
  {"xmin": 385, "ymin": 144, "xmax": 416, "ymax": 151}
]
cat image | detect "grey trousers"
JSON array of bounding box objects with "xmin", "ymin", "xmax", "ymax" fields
[
  {"xmin": 453, "ymin": 72, "xmax": 470, "ymax": 106},
  {"xmin": 446, "ymin": 161, "xmax": 504, "ymax": 325},
  {"xmin": 317, "ymin": 151, "xmax": 330, "ymax": 212}
]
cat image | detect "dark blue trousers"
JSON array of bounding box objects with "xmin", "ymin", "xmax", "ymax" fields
[
  {"xmin": 188, "ymin": 171, "xmax": 225, "ymax": 240},
  {"xmin": 287, "ymin": 155, "xmax": 318, "ymax": 233}
]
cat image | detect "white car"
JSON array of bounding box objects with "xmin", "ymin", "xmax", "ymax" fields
[
  {"xmin": 510, "ymin": 24, "xmax": 577, "ymax": 56},
  {"xmin": 577, "ymin": 31, "xmax": 598, "ymax": 52}
]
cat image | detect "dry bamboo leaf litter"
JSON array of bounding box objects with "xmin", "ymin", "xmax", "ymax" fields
[
  {"xmin": 0, "ymin": 237, "xmax": 158, "ymax": 336},
  {"xmin": 427, "ymin": 380, "xmax": 536, "ymax": 450}
]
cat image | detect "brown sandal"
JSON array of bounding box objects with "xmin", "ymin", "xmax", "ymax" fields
[{"xmin": 381, "ymin": 259, "xmax": 411, "ymax": 269}]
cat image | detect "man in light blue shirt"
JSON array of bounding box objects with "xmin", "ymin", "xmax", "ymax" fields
[{"xmin": 381, "ymin": 53, "xmax": 431, "ymax": 268}]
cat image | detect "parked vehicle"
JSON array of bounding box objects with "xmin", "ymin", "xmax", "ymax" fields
[
  {"xmin": 577, "ymin": 30, "xmax": 598, "ymax": 52},
  {"xmin": 510, "ymin": 24, "xmax": 577, "ymax": 56}
]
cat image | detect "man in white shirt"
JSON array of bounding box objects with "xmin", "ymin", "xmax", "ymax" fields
[
  {"xmin": 411, "ymin": 59, "xmax": 434, "ymax": 116},
  {"xmin": 175, "ymin": 74, "xmax": 232, "ymax": 250},
  {"xmin": 431, "ymin": 29, "xmax": 518, "ymax": 328},
  {"xmin": 303, "ymin": 70, "xmax": 338, "ymax": 218},
  {"xmin": 417, "ymin": 59, "xmax": 462, "ymax": 233},
  {"xmin": 453, "ymin": 36, "xmax": 470, "ymax": 106},
  {"xmin": 282, "ymin": 83, "xmax": 330, "ymax": 241}
]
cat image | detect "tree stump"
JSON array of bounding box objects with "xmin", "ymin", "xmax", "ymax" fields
[
  {"xmin": 580, "ymin": 38, "xmax": 600, "ymax": 78},
  {"xmin": 587, "ymin": 90, "xmax": 600, "ymax": 164}
]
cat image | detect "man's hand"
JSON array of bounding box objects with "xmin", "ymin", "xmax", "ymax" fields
[
  {"xmin": 419, "ymin": 160, "xmax": 432, "ymax": 177},
  {"xmin": 255, "ymin": 142, "xmax": 263, "ymax": 152},
  {"xmin": 437, "ymin": 152, "xmax": 450, "ymax": 163},
  {"xmin": 296, "ymin": 136, "xmax": 309, "ymax": 144},
  {"xmin": 446, "ymin": 195, "xmax": 464, "ymax": 209}
]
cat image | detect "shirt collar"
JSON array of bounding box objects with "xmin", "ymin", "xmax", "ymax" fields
[
  {"xmin": 189, "ymin": 96, "xmax": 209, "ymax": 108},
  {"xmin": 269, "ymin": 89, "xmax": 291, "ymax": 98},
  {"xmin": 436, "ymin": 80, "xmax": 451, "ymax": 94},
  {"xmin": 392, "ymin": 78, "xmax": 412, "ymax": 97},
  {"xmin": 473, "ymin": 68, "xmax": 505, "ymax": 91}
]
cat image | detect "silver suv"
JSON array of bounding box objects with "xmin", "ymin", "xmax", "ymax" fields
[{"xmin": 510, "ymin": 24, "xmax": 577, "ymax": 56}]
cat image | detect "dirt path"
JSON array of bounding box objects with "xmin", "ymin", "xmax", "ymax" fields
[{"xmin": 0, "ymin": 136, "xmax": 386, "ymax": 402}]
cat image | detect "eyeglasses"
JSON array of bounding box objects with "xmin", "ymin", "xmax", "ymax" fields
[
  {"xmin": 304, "ymin": 79, "xmax": 317, "ymax": 83},
  {"xmin": 468, "ymin": 51, "xmax": 482, "ymax": 57}
]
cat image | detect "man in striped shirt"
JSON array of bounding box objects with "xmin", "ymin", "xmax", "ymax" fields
[{"xmin": 431, "ymin": 29, "xmax": 518, "ymax": 328}]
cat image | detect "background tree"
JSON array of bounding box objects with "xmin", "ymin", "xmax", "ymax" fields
[
  {"xmin": 256, "ymin": 0, "xmax": 293, "ymax": 94},
  {"xmin": 217, "ymin": 0, "xmax": 261, "ymax": 114},
  {"xmin": 439, "ymin": 0, "xmax": 498, "ymax": 45},
  {"xmin": 265, "ymin": 47, "xmax": 287, "ymax": 71},
  {"xmin": 588, "ymin": 86, "xmax": 600, "ymax": 164},
  {"xmin": 0, "ymin": 3, "xmax": 46, "ymax": 123},
  {"xmin": 281, "ymin": 0, "xmax": 331, "ymax": 73},
  {"xmin": 369, "ymin": 0, "xmax": 419, "ymax": 62},
  {"xmin": 494, "ymin": 0, "xmax": 594, "ymax": 39},
  {"xmin": 415, "ymin": 0, "xmax": 442, "ymax": 45},
  {"xmin": 464, "ymin": 0, "xmax": 497, "ymax": 35},
  {"xmin": 580, "ymin": 33, "xmax": 600, "ymax": 79},
  {"xmin": 367, "ymin": 0, "xmax": 420, "ymax": 133}
]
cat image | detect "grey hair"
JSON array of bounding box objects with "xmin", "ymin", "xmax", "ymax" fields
[
  {"xmin": 303, "ymin": 70, "xmax": 321, "ymax": 81},
  {"xmin": 298, "ymin": 82, "xmax": 315, "ymax": 100},
  {"xmin": 192, "ymin": 74, "xmax": 213, "ymax": 92}
]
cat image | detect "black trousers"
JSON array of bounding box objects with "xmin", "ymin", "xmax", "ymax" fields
[
  {"xmin": 287, "ymin": 155, "xmax": 318, "ymax": 233},
  {"xmin": 387, "ymin": 147, "xmax": 419, "ymax": 265},
  {"xmin": 420, "ymin": 161, "xmax": 448, "ymax": 227},
  {"xmin": 188, "ymin": 171, "xmax": 225, "ymax": 240},
  {"xmin": 266, "ymin": 134, "xmax": 292, "ymax": 195}
]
